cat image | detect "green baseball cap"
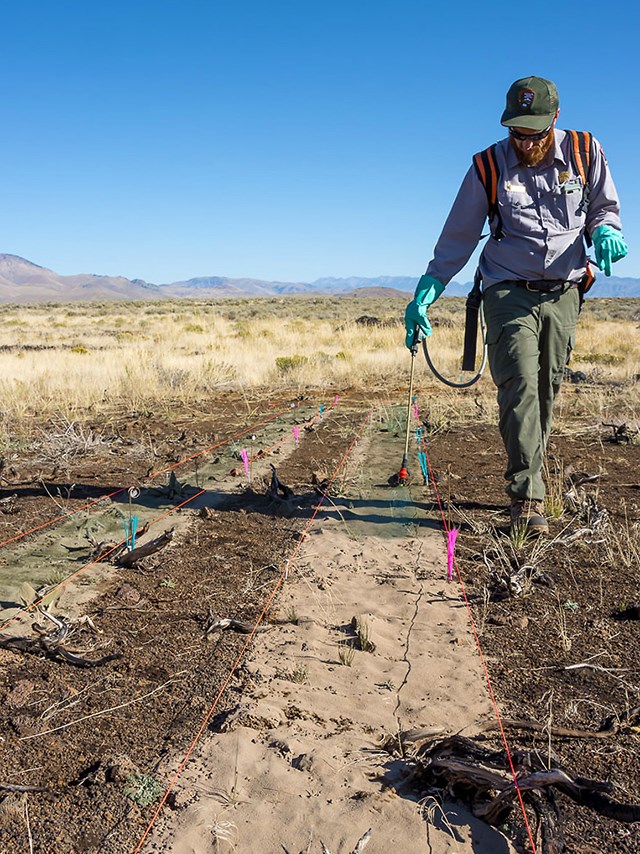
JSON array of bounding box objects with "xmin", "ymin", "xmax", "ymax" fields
[{"xmin": 501, "ymin": 76, "xmax": 559, "ymax": 130}]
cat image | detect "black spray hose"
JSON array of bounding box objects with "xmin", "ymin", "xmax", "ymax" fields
[{"xmin": 421, "ymin": 301, "xmax": 488, "ymax": 388}]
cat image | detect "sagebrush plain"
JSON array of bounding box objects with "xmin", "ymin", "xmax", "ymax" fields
[{"xmin": 0, "ymin": 295, "xmax": 638, "ymax": 444}]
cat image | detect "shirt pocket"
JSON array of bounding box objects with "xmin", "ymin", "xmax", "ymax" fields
[
  {"xmin": 497, "ymin": 182, "xmax": 538, "ymax": 232},
  {"xmin": 555, "ymin": 177, "xmax": 586, "ymax": 229}
]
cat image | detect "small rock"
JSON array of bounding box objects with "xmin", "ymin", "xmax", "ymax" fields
[
  {"xmin": 5, "ymin": 679, "xmax": 34, "ymax": 709},
  {"xmin": 269, "ymin": 738, "xmax": 292, "ymax": 758},
  {"xmin": 115, "ymin": 584, "xmax": 142, "ymax": 606},
  {"xmin": 103, "ymin": 754, "xmax": 141, "ymax": 784},
  {"xmin": 169, "ymin": 788, "xmax": 197, "ymax": 810},
  {"xmin": 292, "ymin": 753, "xmax": 315, "ymax": 773}
]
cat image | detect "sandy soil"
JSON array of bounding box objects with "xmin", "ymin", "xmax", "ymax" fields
[
  {"xmin": 0, "ymin": 394, "xmax": 638, "ymax": 853},
  {"xmin": 145, "ymin": 470, "xmax": 515, "ymax": 853}
]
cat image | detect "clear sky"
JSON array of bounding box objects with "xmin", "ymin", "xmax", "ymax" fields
[{"xmin": 3, "ymin": 0, "xmax": 639, "ymax": 284}]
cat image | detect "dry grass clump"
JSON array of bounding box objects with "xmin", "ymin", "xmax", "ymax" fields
[{"xmin": 0, "ymin": 296, "xmax": 638, "ymax": 447}]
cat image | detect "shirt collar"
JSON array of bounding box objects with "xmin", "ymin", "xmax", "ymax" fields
[{"xmin": 552, "ymin": 129, "xmax": 567, "ymax": 166}]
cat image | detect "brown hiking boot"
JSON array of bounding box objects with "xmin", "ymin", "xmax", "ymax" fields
[{"xmin": 510, "ymin": 498, "xmax": 549, "ymax": 535}]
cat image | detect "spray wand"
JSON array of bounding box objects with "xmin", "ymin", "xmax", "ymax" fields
[{"xmin": 388, "ymin": 327, "xmax": 423, "ymax": 486}]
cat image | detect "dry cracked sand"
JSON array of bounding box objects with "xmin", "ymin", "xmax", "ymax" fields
[{"xmin": 144, "ymin": 470, "xmax": 517, "ymax": 854}]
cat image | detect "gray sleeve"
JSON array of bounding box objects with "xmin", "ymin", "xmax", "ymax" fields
[
  {"xmin": 586, "ymin": 136, "xmax": 623, "ymax": 235},
  {"xmin": 425, "ymin": 165, "xmax": 489, "ymax": 285}
]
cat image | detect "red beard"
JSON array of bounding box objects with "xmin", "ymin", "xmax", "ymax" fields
[{"xmin": 511, "ymin": 129, "xmax": 555, "ymax": 167}]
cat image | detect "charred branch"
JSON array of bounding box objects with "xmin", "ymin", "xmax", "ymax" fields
[{"xmin": 116, "ymin": 529, "xmax": 173, "ymax": 568}]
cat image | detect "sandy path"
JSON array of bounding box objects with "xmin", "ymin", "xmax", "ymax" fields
[{"xmin": 143, "ymin": 423, "xmax": 517, "ymax": 854}]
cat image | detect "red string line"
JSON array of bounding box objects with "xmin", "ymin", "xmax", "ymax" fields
[
  {"xmin": 132, "ymin": 406, "xmax": 374, "ymax": 853},
  {"xmin": 420, "ymin": 432, "xmax": 538, "ymax": 854},
  {"xmin": 0, "ymin": 399, "xmax": 338, "ymax": 634},
  {"xmin": 0, "ymin": 407, "xmax": 296, "ymax": 552},
  {"xmin": 0, "ymin": 485, "xmax": 206, "ymax": 635}
]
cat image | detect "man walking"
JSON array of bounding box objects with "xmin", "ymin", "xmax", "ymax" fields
[{"xmin": 405, "ymin": 76, "xmax": 627, "ymax": 533}]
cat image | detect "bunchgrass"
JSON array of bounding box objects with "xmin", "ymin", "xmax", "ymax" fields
[
  {"xmin": 0, "ymin": 296, "xmax": 639, "ymax": 450},
  {"xmin": 338, "ymin": 641, "xmax": 356, "ymax": 666}
]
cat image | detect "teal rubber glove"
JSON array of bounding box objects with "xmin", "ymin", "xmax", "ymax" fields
[
  {"xmin": 404, "ymin": 274, "xmax": 446, "ymax": 348},
  {"xmin": 592, "ymin": 224, "xmax": 628, "ymax": 277}
]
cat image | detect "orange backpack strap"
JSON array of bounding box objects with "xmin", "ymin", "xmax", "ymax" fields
[
  {"xmin": 566, "ymin": 129, "xmax": 593, "ymax": 185},
  {"xmin": 473, "ymin": 144, "xmax": 503, "ymax": 239},
  {"xmin": 567, "ymin": 129, "xmax": 594, "ymax": 220}
]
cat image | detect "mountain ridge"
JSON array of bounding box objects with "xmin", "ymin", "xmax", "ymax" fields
[{"xmin": 0, "ymin": 254, "xmax": 638, "ymax": 303}]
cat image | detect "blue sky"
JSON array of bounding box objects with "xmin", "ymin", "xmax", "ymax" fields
[{"xmin": 3, "ymin": 1, "xmax": 639, "ymax": 284}]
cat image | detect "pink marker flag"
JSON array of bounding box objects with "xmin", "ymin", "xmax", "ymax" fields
[
  {"xmin": 333, "ymin": 394, "xmax": 339, "ymax": 405},
  {"xmin": 413, "ymin": 403, "xmax": 420, "ymax": 421},
  {"xmin": 447, "ymin": 528, "xmax": 459, "ymax": 582},
  {"xmin": 240, "ymin": 448, "xmax": 250, "ymax": 480},
  {"xmin": 293, "ymin": 425, "xmax": 299, "ymax": 445}
]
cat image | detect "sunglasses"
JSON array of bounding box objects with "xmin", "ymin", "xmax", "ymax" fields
[{"xmin": 508, "ymin": 123, "xmax": 553, "ymax": 142}]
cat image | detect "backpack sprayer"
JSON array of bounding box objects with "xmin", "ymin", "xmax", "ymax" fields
[
  {"xmin": 390, "ymin": 127, "xmax": 598, "ymax": 485},
  {"xmin": 389, "ymin": 271, "xmax": 488, "ymax": 486}
]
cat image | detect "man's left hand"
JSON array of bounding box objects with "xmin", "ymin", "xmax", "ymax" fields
[{"xmin": 592, "ymin": 225, "xmax": 628, "ymax": 276}]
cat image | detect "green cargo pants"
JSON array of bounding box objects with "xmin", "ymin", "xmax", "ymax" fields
[{"xmin": 482, "ymin": 283, "xmax": 581, "ymax": 501}]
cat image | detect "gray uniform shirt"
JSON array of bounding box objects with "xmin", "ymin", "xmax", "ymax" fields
[{"xmin": 426, "ymin": 129, "xmax": 622, "ymax": 289}]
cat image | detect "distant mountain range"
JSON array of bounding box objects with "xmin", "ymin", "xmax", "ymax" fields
[{"xmin": 0, "ymin": 254, "xmax": 638, "ymax": 303}]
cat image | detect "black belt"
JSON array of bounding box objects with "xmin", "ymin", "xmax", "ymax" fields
[{"xmin": 506, "ymin": 279, "xmax": 578, "ymax": 293}]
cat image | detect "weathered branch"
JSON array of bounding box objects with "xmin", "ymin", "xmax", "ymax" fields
[
  {"xmin": 412, "ymin": 734, "xmax": 640, "ymax": 853},
  {"xmin": 116, "ymin": 529, "xmax": 173, "ymax": 567},
  {"xmin": 0, "ymin": 616, "xmax": 121, "ymax": 669}
]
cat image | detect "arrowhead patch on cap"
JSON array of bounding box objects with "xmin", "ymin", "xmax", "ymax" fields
[{"xmin": 518, "ymin": 88, "xmax": 535, "ymax": 109}]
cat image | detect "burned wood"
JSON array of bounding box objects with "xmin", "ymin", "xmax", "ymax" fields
[
  {"xmin": 204, "ymin": 611, "xmax": 272, "ymax": 636},
  {"xmin": 56, "ymin": 647, "xmax": 121, "ymax": 668},
  {"xmin": 267, "ymin": 464, "xmax": 294, "ymax": 501},
  {"xmin": 0, "ymin": 617, "xmax": 121, "ymax": 669},
  {"xmin": 602, "ymin": 421, "xmax": 639, "ymax": 444},
  {"xmin": 92, "ymin": 539, "xmax": 127, "ymax": 562},
  {"xmin": 412, "ymin": 734, "xmax": 640, "ymax": 853},
  {"xmin": 480, "ymin": 717, "xmax": 617, "ymax": 740},
  {"xmin": 116, "ymin": 529, "xmax": 173, "ymax": 568},
  {"xmin": 0, "ymin": 634, "xmax": 121, "ymax": 668},
  {"xmin": 480, "ymin": 547, "xmax": 547, "ymax": 600},
  {"xmin": 599, "ymin": 704, "xmax": 640, "ymax": 734},
  {"xmin": 479, "ymin": 705, "xmax": 640, "ymax": 739},
  {"xmin": 0, "ymin": 493, "xmax": 17, "ymax": 514}
]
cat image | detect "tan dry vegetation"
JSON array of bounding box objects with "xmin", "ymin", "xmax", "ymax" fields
[{"xmin": 0, "ymin": 296, "xmax": 638, "ymax": 445}]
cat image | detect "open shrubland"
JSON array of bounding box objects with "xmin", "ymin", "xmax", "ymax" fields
[{"xmin": 0, "ymin": 295, "xmax": 638, "ymax": 446}]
